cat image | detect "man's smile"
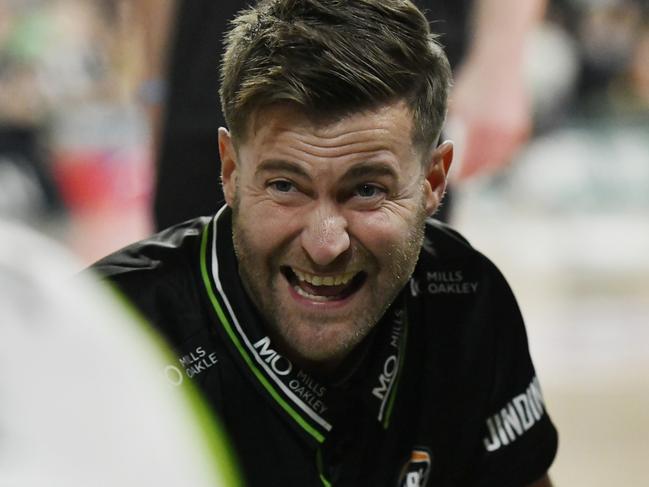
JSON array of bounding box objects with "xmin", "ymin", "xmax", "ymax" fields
[{"xmin": 280, "ymin": 266, "xmax": 367, "ymax": 302}]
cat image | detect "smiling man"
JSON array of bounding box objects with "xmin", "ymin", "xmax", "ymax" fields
[
  {"xmin": 221, "ymin": 101, "xmax": 443, "ymax": 373},
  {"xmin": 91, "ymin": 1, "xmax": 557, "ymax": 485}
]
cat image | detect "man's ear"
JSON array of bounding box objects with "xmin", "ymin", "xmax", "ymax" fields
[
  {"xmin": 423, "ymin": 140, "xmax": 453, "ymax": 216},
  {"xmin": 218, "ymin": 127, "xmax": 237, "ymax": 206}
]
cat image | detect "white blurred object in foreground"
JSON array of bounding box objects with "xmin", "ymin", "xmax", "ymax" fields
[{"xmin": 0, "ymin": 220, "xmax": 239, "ymax": 487}]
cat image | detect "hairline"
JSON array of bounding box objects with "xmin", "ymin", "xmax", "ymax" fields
[{"xmin": 228, "ymin": 98, "xmax": 439, "ymax": 166}]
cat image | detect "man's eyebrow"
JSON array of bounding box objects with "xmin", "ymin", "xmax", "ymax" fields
[
  {"xmin": 255, "ymin": 159, "xmax": 310, "ymax": 179},
  {"xmin": 342, "ymin": 161, "xmax": 399, "ymax": 181}
]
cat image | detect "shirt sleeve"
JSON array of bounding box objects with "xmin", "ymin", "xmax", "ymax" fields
[{"xmin": 470, "ymin": 258, "xmax": 558, "ymax": 487}]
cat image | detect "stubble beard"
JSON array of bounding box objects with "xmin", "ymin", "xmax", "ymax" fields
[{"xmin": 230, "ymin": 196, "xmax": 427, "ymax": 368}]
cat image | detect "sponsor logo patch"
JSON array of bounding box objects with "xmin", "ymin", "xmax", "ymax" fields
[
  {"xmin": 398, "ymin": 448, "xmax": 432, "ymax": 487},
  {"xmin": 483, "ymin": 376, "xmax": 546, "ymax": 452},
  {"xmin": 165, "ymin": 345, "xmax": 219, "ymax": 386},
  {"xmin": 409, "ymin": 270, "xmax": 479, "ymax": 297}
]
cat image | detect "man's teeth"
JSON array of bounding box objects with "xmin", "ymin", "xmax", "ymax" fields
[
  {"xmin": 293, "ymin": 269, "xmax": 356, "ymax": 286},
  {"xmin": 294, "ymin": 286, "xmax": 333, "ymax": 302}
]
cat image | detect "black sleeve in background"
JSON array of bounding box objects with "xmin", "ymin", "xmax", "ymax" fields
[
  {"xmin": 162, "ymin": 0, "xmax": 248, "ymax": 134},
  {"xmin": 414, "ymin": 0, "xmax": 473, "ymax": 69},
  {"xmin": 154, "ymin": 1, "xmax": 247, "ymax": 230}
]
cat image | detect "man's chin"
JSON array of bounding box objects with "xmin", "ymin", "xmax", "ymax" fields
[
  {"xmin": 281, "ymin": 329, "xmax": 357, "ymax": 369},
  {"xmin": 270, "ymin": 311, "xmax": 373, "ymax": 365}
]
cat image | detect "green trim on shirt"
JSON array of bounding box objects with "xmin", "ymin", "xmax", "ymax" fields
[{"xmin": 199, "ymin": 224, "xmax": 325, "ymax": 444}]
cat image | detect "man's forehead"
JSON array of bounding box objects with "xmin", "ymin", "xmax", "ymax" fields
[{"xmin": 237, "ymin": 100, "xmax": 417, "ymax": 148}]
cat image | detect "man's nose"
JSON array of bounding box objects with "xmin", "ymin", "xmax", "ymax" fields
[{"xmin": 300, "ymin": 203, "xmax": 350, "ymax": 266}]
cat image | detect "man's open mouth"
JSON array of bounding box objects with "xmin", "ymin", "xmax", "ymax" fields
[{"xmin": 281, "ymin": 266, "xmax": 366, "ymax": 302}]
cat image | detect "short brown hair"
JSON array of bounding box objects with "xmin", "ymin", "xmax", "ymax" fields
[{"xmin": 220, "ymin": 0, "xmax": 452, "ymax": 151}]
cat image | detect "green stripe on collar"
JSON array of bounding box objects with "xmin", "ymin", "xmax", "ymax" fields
[{"xmin": 199, "ymin": 221, "xmax": 325, "ymax": 444}]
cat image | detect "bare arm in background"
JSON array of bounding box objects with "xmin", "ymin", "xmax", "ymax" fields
[
  {"xmin": 130, "ymin": 0, "xmax": 177, "ymax": 147},
  {"xmin": 448, "ymin": 0, "xmax": 547, "ymax": 181}
]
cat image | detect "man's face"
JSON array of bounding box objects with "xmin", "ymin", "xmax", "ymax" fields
[{"xmin": 219, "ymin": 101, "xmax": 451, "ymax": 370}]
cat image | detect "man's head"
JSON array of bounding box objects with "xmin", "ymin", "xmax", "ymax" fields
[
  {"xmin": 220, "ymin": 0, "xmax": 451, "ymax": 152},
  {"xmin": 218, "ymin": 0, "xmax": 453, "ymax": 373}
]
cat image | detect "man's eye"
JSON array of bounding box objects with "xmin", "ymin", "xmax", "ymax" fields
[
  {"xmin": 269, "ymin": 180, "xmax": 295, "ymax": 193},
  {"xmin": 355, "ymin": 184, "xmax": 384, "ymax": 198}
]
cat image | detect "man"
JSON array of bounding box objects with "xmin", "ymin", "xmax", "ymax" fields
[{"xmin": 93, "ymin": 1, "xmax": 557, "ymax": 485}]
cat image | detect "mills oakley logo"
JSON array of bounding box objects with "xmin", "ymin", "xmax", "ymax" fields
[{"xmin": 398, "ymin": 448, "xmax": 432, "ymax": 487}]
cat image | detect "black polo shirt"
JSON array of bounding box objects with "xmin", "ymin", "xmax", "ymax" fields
[{"xmin": 92, "ymin": 206, "xmax": 557, "ymax": 486}]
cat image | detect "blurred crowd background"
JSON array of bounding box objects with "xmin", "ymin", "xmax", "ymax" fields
[{"xmin": 1, "ymin": 0, "xmax": 647, "ymax": 485}]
